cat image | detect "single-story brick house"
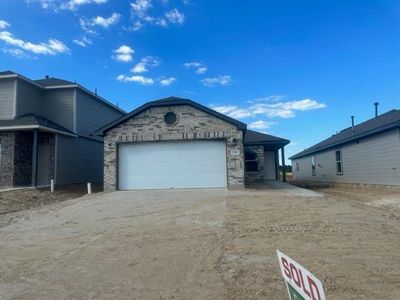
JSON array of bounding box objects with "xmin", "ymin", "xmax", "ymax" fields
[{"xmin": 97, "ymin": 97, "xmax": 290, "ymax": 191}]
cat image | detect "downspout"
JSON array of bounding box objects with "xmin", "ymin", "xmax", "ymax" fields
[
  {"xmin": 31, "ymin": 129, "xmax": 38, "ymax": 187},
  {"xmin": 281, "ymin": 146, "xmax": 286, "ymax": 182}
]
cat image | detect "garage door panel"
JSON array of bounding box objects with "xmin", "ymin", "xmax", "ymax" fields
[{"xmin": 118, "ymin": 141, "xmax": 227, "ymax": 189}]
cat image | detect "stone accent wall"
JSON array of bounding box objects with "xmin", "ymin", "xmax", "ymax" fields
[
  {"xmin": 244, "ymin": 145, "xmax": 265, "ymax": 183},
  {"xmin": 0, "ymin": 131, "xmax": 56, "ymax": 188},
  {"xmin": 13, "ymin": 131, "xmax": 33, "ymax": 186},
  {"xmin": 104, "ymin": 105, "xmax": 244, "ymax": 191},
  {"xmin": 0, "ymin": 132, "xmax": 16, "ymax": 188}
]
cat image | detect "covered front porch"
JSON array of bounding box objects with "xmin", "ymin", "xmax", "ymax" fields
[
  {"xmin": 243, "ymin": 130, "xmax": 290, "ymax": 187},
  {"xmin": 0, "ymin": 114, "xmax": 76, "ymax": 188}
]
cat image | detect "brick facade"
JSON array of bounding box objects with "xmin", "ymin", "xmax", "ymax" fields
[
  {"xmin": 104, "ymin": 105, "xmax": 245, "ymax": 191},
  {"xmin": 0, "ymin": 132, "xmax": 15, "ymax": 188},
  {"xmin": 244, "ymin": 145, "xmax": 266, "ymax": 183},
  {"xmin": 0, "ymin": 131, "xmax": 55, "ymax": 188}
]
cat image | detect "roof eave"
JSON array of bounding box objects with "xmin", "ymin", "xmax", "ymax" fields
[
  {"xmin": 96, "ymin": 98, "xmax": 247, "ymax": 136},
  {"xmin": 289, "ymin": 122, "xmax": 400, "ymax": 160},
  {"xmin": 0, "ymin": 125, "xmax": 78, "ymax": 137}
]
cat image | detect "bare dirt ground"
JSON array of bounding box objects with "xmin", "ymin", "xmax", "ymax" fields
[
  {"xmin": 0, "ymin": 184, "xmax": 102, "ymax": 216},
  {"xmin": 0, "ymin": 184, "xmax": 399, "ymax": 299}
]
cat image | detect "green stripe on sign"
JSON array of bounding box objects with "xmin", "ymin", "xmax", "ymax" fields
[{"xmin": 287, "ymin": 283, "xmax": 305, "ymax": 300}]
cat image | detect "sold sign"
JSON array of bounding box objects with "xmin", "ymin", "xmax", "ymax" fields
[{"xmin": 277, "ymin": 250, "xmax": 326, "ymax": 300}]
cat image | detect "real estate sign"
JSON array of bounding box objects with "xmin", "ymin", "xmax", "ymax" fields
[{"xmin": 277, "ymin": 250, "xmax": 326, "ymax": 300}]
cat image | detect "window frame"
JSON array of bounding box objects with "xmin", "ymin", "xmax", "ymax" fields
[
  {"xmin": 335, "ymin": 149, "xmax": 343, "ymax": 175},
  {"xmin": 245, "ymin": 150, "xmax": 258, "ymax": 173}
]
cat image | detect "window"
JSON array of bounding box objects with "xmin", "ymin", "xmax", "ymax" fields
[
  {"xmin": 311, "ymin": 156, "xmax": 316, "ymax": 176},
  {"xmin": 245, "ymin": 151, "xmax": 258, "ymax": 172},
  {"xmin": 164, "ymin": 112, "xmax": 177, "ymax": 125},
  {"xmin": 335, "ymin": 150, "xmax": 343, "ymax": 175},
  {"xmin": 295, "ymin": 162, "xmax": 299, "ymax": 172}
]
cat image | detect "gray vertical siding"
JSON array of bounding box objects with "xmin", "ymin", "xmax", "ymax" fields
[
  {"xmin": 76, "ymin": 90, "xmax": 123, "ymax": 137},
  {"xmin": 292, "ymin": 128, "xmax": 400, "ymax": 185},
  {"xmin": 56, "ymin": 135, "xmax": 103, "ymax": 184},
  {"xmin": 0, "ymin": 79, "xmax": 16, "ymax": 119},
  {"xmin": 264, "ymin": 151, "xmax": 277, "ymax": 180},
  {"xmin": 16, "ymin": 79, "xmax": 43, "ymax": 117},
  {"xmin": 43, "ymin": 89, "xmax": 75, "ymax": 131}
]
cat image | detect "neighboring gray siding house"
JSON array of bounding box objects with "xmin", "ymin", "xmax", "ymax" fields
[
  {"xmin": 0, "ymin": 71, "xmax": 125, "ymax": 188},
  {"xmin": 290, "ymin": 109, "xmax": 400, "ymax": 186},
  {"xmin": 97, "ymin": 97, "xmax": 290, "ymax": 191}
]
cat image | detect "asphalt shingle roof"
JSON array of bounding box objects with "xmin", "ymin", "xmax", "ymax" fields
[
  {"xmin": 244, "ymin": 130, "xmax": 289, "ymax": 145},
  {"xmin": 0, "ymin": 114, "xmax": 75, "ymax": 135},
  {"xmin": 34, "ymin": 78, "xmax": 75, "ymax": 87},
  {"xmin": 0, "ymin": 70, "xmax": 15, "ymax": 76},
  {"xmin": 290, "ymin": 109, "xmax": 400, "ymax": 159}
]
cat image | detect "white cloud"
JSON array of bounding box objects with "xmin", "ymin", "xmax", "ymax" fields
[
  {"xmin": 130, "ymin": 0, "xmax": 152, "ymax": 17},
  {"xmin": 91, "ymin": 13, "xmax": 121, "ymax": 28},
  {"xmin": 131, "ymin": 56, "xmax": 160, "ymax": 73},
  {"xmin": 183, "ymin": 61, "xmax": 207, "ymax": 74},
  {"xmin": 73, "ymin": 36, "xmax": 92, "ymax": 47},
  {"xmin": 201, "ymin": 75, "xmax": 231, "ymax": 87},
  {"xmin": 26, "ymin": 0, "xmax": 107, "ymax": 10},
  {"xmin": 117, "ymin": 74, "xmax": 154, "ymax": 85},
  {"xmin": 113, "ymin": 45, "xmax": 134, "ymax": 62},
  {"xmin": 129, "ymin": 0, "xmax": 186, "ymax": 30},
  {"xmin": 159, "ymin": 77, "xmax": 176, "ymax": 86},
  {"xmin": 2, "ymin": 48, "xmax": 35, "ymax": 59},
  {"xmin": 0, "ymin": 31, "xmax": 69, "ymax": 55},
  {"xmin": 248, "ymin": 120, "xmax": 275, "ymax": 130},
  {"xmin": 211, "ymin": 97, "xmax": 327, "ymax": 120},
  {"xmin": 62, "ymin": 0, "xmax": 107, "ymax": 10},
  {"xmin": 165, "ymin": 8, "xmax": 184, "ymax": 25},
  {"xmin": 0, "ymin": 20, "xmax": 10, "ymax": 29},
  {"xmin": 210, "ymin": 105, "xmax": 252, "ymax": 118},
  {"xmin": 80, "ymin": 12, "xmax": 121, "ymax": 32}
]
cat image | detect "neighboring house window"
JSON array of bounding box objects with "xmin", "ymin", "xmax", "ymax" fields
[
  {"xmin": 245, "ymin": 151, "xmax": 258, "ymax": 172},
  {"xmin": 311, "ymin": 156, "xmax": 316, "ymax": 176},
  {"xmin": 335, "ymin": 150, "xmax": 343, "ymax": 175},
  {"xmin": 295, "ymin": 162, "xmax": 299, "ymax": 172}
]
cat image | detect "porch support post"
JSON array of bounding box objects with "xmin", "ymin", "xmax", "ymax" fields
[
  {"xmin": 275, "ymin": 150, "xmax": 280, "ymax": 180},
  {"xmin": 31, "ymin": 129, "xmax": 38, "ymax": 187},
  {"xmin": 281, "ymin": 146, "xmax": 286, "ymax": 182}
]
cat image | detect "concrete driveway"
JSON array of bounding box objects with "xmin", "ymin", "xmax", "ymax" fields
[{"xmin": 0, "ymin": 186, "xmax": 399, "ymax": 299}]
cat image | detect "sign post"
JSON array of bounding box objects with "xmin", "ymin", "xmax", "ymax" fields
[{"xmin": 276, "ymin": 250, "xmax": 326, "ymax": 300}]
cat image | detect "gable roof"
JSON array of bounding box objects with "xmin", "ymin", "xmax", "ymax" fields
[
  {"xmin": 96, "ymin": 96, "xmax": 247, "ymax": 135},
  {"xmin": 34, "ymin": 78, "xmax": 75, "ymax": 87},
  {"xmin": 0, "ymin": 70, "xmax": 125, "ymax": 114},
  {"xmin": 244, "ymin": 130, "xmax": 290, "ymax": 147},
  {"xmin": 0, "ymin": 113, "xmax": 77, "ymax": 136},
  {"xmin": 290, "ymin": 109, "xmax": 400, "ymax": 160}
]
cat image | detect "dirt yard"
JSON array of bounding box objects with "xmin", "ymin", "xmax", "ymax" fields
[
  {"xmin": 0, "ymin": 184, "xmax": 102, "ymax": 216},
  {"xmin": 0, "ymin": 184, "xmax": 399, "ymax": 299}
]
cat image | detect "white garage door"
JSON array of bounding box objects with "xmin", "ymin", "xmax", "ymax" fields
[{"xmin": 118, "ymin": 140, "xmax": 227, "ymax": 190}]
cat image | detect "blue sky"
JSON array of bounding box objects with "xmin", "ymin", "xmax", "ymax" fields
[{"xmin": 1, "ymin": 0, "xmax": 399, "ymax": 162}]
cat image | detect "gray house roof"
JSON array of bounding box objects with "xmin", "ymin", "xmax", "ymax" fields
[
  {"xmin": 34, "ymin": 78, "xmax": 75, "ymax": 87},
  {"xmin": 0, "ymin": 114, "xmax": 77, "ymax": 136},
  {"xmin": 244, "ymin": 130, "xmax": 289, "ymax": 147},
  {"xmin": 290, "ymin": 109, "xmax": 400, "ymax": 160},
  {"xmin": 96, "ymin": 96, "xmax": 248, "ymax": 135},
  {"xmin": 0, "ymin": 71, "xmax": 125, "ymax": 114}
]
